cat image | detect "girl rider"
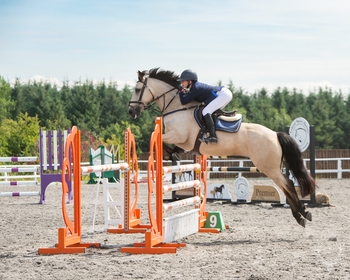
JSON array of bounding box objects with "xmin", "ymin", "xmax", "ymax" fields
[{"xmin": 177, "ymin": 69, "xmax": 233, "ymax": 144}]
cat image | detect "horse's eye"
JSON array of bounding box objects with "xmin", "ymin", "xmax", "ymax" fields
[{"xmin": 135, "ymin": 88, "xmax": 141, "ymax": 94}]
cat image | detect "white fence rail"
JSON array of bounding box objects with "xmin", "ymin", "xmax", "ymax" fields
[
  {"xmin": 137, "ymin": 158, "xmax": 350, "ymax": 179},
  {"xmin": 0, "ymin": 162, "xmax": 90, "ymax": 183},
  {"xmin": 2, "ymin": 158, "xmax": 350, "ymax": 182},
  {"xmin": 206, "ymin": 158, "xmax": 350, "ymax": 179},
  {"xmin": 304, "ymin": 158, "xmax": 350, "ymax": 179},
  {"xmin": 0, "ymin": 164, "xmax": 40, "ymax": 183}
]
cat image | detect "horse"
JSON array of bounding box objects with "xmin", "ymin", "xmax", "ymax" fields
[
  {"xmin": 214, "ymin": 184, "xmax": 225, "ymax": 199},
  {"xmin": 128, "ymin": 67, "xmax": 316, "ymax": 227},
  {"xmin": 175, "ymin": 170, "xmax": 193, "ymax": 182}
]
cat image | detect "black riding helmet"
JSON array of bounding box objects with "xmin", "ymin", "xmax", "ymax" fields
[{"xmin": 177, "ymin": 69, "xmax": 198, "ymax": 82}]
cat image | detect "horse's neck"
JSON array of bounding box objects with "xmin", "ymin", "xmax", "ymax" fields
[
  {"xmin": 151, "ymin": 81, "xmax": 198, "ymax": 115},
  {"xmin": 149, "ymin": 79, "xmax": 200, "ymax": 150}
]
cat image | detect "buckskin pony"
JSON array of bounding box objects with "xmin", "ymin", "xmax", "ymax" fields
[{"xmin": 128, "ymin": 67, "xmax": 316, "ymax": 227}]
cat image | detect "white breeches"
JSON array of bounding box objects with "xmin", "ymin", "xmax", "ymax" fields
[{"xmin": 202, "ymin": 87, "xmax": 232, "ymax": 116}]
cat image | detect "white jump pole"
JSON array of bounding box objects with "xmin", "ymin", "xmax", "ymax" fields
[{"xmin": 0, "ymin": 191, "xmax": 40, "ymax": 197}]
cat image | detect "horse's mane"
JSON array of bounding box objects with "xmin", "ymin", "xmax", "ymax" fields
[{"xmin": 141, "ymin": 67, "xmax": 179, "ymax": 88}]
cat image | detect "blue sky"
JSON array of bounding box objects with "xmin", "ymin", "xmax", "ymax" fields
[{"xmin": 1, "ymin": 0, "xmax": 349, "ymax": 94}]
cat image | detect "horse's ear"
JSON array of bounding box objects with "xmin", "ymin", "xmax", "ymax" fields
[{"xmin": 137, "ymin": 71, "xmax": 143, "ymax": 82}]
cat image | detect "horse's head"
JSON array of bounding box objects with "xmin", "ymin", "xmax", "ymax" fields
[
  {"xmin": 128, "ymin": 70, "xmax": 150, "ymax": 118},
  {"xmin": 128, "ymin": 68, "xmax": 180, "ymax": 119}
]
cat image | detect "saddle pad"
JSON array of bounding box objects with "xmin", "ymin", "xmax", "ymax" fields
[
  {"xmin": 194, "ymin": 107, "xmax": 243, "ymax": 133},
  {"xmin": 215, "ymin": 116, "xmax": 243, "ymax": 133}
]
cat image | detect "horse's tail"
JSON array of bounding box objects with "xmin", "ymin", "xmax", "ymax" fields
[{"xmin": 277, "ymin": 132, "xmax": 316, "ymax": 197}]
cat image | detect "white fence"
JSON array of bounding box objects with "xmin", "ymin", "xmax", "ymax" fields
[
  {"xmin": 0, "ymin": 164, "xmax": 40, "ymax": 183},
  {"xmin": 304, "ymin": 158, "xmax": 350, "ymax": 179},
  {"xmin": 0, "ymin": 162, "xmax": 90, "ymax": 183},
  {"xmin": 137, "ymin": 158, "xmax": 350, "ymax": 180},
  {"xmin": 206, "ymin": 158, "xmax": 350, "ymax": 179},
  {"xmin": 2, "ymin": 158, "xmax": 350, "ymax": 182}
]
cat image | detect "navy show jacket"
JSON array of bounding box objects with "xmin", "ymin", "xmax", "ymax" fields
[{"xmin": 179, "ymin": 81, "xmax": 223, "ymax": 105}]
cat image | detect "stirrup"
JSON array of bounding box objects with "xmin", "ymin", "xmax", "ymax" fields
[{"xmin": 203, "ymin": 136, "xmax": 218, "ymax": 144}]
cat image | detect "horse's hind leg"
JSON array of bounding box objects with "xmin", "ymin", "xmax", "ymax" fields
[
  {"xmin": 285, "ymin": 178, "xmax": 312, "ymax": 221},
  {"xmin": 270, "ymin": 173, "xmax": 311, "ymax": 227},
  {"xmin": 284, "ymin": 192, "xmax": 306, "ymax": 227},
  {"xmin": 299, "ymin": 203, "xmax": 312, "ymax": 221},
  {"xmin": 282, "ymin": 179, "xmax": 312, "ymax": 227},
  {"xmin": 283, "ymin": 191, "xmax": 307, "ymax": 227}
]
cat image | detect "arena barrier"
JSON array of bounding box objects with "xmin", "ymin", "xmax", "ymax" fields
[
  {"xmin": 0, "ymin": 130, "xmax": 71, "ymax": 203},
  {"xmin": 207, "ymin": 165, "xmax": 282, "ymax": 204},
  {"xmin": 0, "ymin": 157, "xmax": 40, "ymax": 197},
  {"xmin": 121, "ymin": 117, "xmax": 221, "ymax": 254},
  {"xmin": 38, "ymin": 126, "xmax": 147, "ymax": 254}
]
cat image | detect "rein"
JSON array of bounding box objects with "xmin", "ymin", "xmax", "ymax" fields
[
  {"xmin": 163, "ymin": 105, "xmax": 198, "ymax": 117},
  {"xmin": 129, "ymin": 77, "xmax": 197, "ymax": 116}
]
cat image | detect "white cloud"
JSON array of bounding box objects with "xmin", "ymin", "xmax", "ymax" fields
[
  {"xmin": 10, "ymin": 75, "xmax": 61, "ymax": 87},
  {"xmin": 239, "ymin": 81, "xmax": 350, "ymax": 95},
  {"xmin": 31, "ymin": 75, "xmax": 61, "ymax": 85},
  {"xmin": 9, "ymin": 75, "xmax": 135, "ymax": 90}
]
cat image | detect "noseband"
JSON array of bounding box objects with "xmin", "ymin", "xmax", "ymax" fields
[{"xmin": 128, "ymin": 77, "xmax": 155, "ymax": 109}]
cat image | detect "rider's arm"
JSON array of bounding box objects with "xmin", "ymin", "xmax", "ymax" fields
[{"xmin": 179, "ymin": 90, "xmax": 198, "ymax": 105}]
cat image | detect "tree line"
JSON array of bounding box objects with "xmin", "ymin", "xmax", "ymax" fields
[{"xmin": 1, "ymin": 75, "xmax": 350, "ymax": 159}]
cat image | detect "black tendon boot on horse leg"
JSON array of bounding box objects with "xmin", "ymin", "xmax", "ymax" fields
[
  {"xmin": 283, "ymin": 179, "xmax": 312, "ymax": 227},
  {"xmin": 203, "ymin": 113, "xmax": 218, "ymax": 144},
  {"xmin": 163, "ymin": 144, "xmax": 184, "ymax": 161}
]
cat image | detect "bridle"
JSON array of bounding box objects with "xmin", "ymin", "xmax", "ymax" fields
[
  {"xmin": 129, "ymin": 76, "xmax": 199, "ymax": 117},
  {"xmin": 128, "ymin": 76, "xmax": 179, "ymax": 114}
]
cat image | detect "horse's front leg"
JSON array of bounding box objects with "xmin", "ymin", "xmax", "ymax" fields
[
  {"xmin": 163, "ymin": 130, "xmax": 188, "ymax": 145},
  {"xmin": 163, "ymin": 118, "xmax": 198, "ymax": 151},
  {"xmin": 163, "ymin": 143, "xmax": 185, "ymax": 161},
  {"xmin": 161, "ymin": 130, "xmax": 187, "ymax": 161}
]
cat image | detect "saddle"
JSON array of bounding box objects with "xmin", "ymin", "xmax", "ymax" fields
[
  {"xmin": 164, "ymin": 106, "xmax": 244, "ymax": 159},
  {"xmin": 194, "ymin": 105, "xmax": 243, "ymax": 133}
]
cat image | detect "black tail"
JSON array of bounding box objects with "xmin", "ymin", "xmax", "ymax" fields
[{"xmin": 277, "ymin": 132, "xmax": 316, "ymax": 197}]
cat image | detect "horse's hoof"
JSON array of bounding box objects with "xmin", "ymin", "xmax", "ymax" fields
[
  {"xmin": 299, "ymin": 219, "xmax": 306, "ymax": 228},
  {"xmin": 305, "ymin": 211, "xmax": 312, "ymax": 221},
  {"xmin": 171, "ymin": 152, "xmax": 181, "ymax": 161},
  {"xmin": 163, "ymin": 151, "xmax": 171, "ymax": 160}
]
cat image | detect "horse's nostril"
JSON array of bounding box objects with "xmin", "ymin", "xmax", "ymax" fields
[{"xmin": 128, "ymin": 107, "xmax": 138, "ymax": 119}]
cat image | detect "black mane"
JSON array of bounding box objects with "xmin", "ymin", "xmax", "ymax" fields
[{"xmin": 146, "ymin": 67, "xmax": 179, "ymax": 88}]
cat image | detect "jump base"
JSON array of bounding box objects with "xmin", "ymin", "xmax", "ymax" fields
[{"xmin": 38, "ymin": 228, "xmax": 101, "ymax": 255}]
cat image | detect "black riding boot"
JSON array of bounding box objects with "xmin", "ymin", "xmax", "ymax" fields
[{"xmin": 203, "ymin": 113, "xmax": 218, "ymax": 144}]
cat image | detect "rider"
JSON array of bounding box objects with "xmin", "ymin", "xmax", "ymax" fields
[{"xmin": 177, "ymin": 69, "xmax": 233, "ymax": 144}]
